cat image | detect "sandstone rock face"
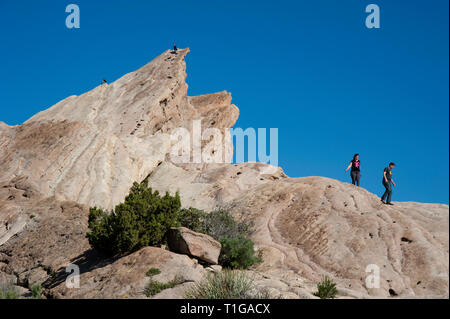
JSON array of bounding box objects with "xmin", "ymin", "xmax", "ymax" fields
[
  {"xmin": 148, "ymin": 165, "xmax": 449, "ymax": 298},
  {"xmin": 0, "ymin": 49, "xmax": 448, "ymax": 299},
  {"xmin": 0, "ymin": 48, "xmax": 238, "ymax": 210},
  {"xmin": 168, "ymin": 227, "xmax": 221, "ymax": 264}
]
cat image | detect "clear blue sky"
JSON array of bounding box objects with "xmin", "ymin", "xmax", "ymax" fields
[{"xmin": 0, "ymin": 0, "xmax": 448, "ymax": 204}]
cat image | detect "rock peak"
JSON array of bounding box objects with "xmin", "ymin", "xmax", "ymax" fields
[{"xmin": 0, "ymin": 48, "xmax": 238, "ymax": 209}]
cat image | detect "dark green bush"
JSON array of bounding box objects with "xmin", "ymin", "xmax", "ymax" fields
[
  {"xmin": 219, "ymin": 236, "xmax": 263, "ymax": 269},
  {"xmin": 201, "ymin": 210, "xmax": 261, "ymax": 270},
  {"xmin": 86, "ymin": 179, "xmax": 262, "ymax": 269},
  {"xmin": 86, "ymin": 179, "xmax": 181, "ymax": 256},
  {"xmin": 313, "ymin": 276, "xmax": 338, "ymax": 299}
]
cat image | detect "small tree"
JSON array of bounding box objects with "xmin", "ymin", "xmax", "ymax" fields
[
  {"xmin": 87, "ymin": 179, "xmax": 181, "ymax": 255},
  {"xmin": 219, "ymin": 236, "xmax": 262, "ymax": 269},
  {"xmin": 313, "ymin": 276, "xmax": 338, "ymax": 299}
]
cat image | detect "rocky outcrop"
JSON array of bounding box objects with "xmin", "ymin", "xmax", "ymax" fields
[
  {"xmin": 147, "ymin": 163, "xmax": 449, "ymax": 298},
  {"xmin": 49, "ymin": 246, "xmax": 205, "ymax": 299},
  {"xmin": 167, "ymin": 227, "xmax": 221, "ymax": 265},
  {"xmin": 0, "ymin": 49, "xmax": 238, "ymax": 211},
  {"xmin": 0, "ymin": 49, "xmax": 448, "ymax": 299}
]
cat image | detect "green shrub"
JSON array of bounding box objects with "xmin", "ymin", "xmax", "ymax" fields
[
  {"xmin": 86, "ymin": 179, "xmax": 262, "ymax": 269},
  {"xmin": 200, "ymin": 210, "xmax": 261, "ymax": 269},
  {"xmin": 186, "ymin": 270, "xmax": 269, "ymax": 299},
  {"xmin": 0, "ymin": 285, "xmax": 20, "ymax": 299},
  {"xmin": 313, "ymin": 276, "xmax": 338, "ymax": 299},
  {"xmin": 146, "ymin": 268, "xmax": 161, "ymax": 277},
  {"xmin": 30, "ymin": 283, "xmax": 43, "ymax": 299},
  {"xmin": 177, "ymin": 208, "xmax": 207, "ymax": 233},
  {"xmin": 145, "ymin": 278, "xmax": 180, "ymax": 297},
  {"xmin": 219, "ymin": 236, "xmax": 262, "ymax": 269},
  {"xmin": 86, "ymin": 179, "xmax": 181, "ymax": 256}
]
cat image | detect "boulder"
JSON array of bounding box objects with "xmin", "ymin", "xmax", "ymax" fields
[{"xmin": 167, "ymin": 227, "xmax": 221, "ymax": 265}]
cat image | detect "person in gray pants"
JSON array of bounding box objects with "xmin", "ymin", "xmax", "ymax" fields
[
  {"xmin": 381, "ymin": 162, "xmax": 396, "ymax": 205},
  {"xmin": 345, "ymin": 154, "xmax": 361, "ymax": 186}
]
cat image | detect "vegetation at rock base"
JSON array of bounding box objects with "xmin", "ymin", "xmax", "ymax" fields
[
  {"xmin": 218, "ymin": 236, "xmax": 263, "ymax": 269},
  {"xmin": 30, "ymin": 283, "xmax": 43, "ymax": 299},
  {"xmin": 0, "ymin": 285, "xmax": 20, "ymax": 299},
  {"xmin": 313, "ymin": 276, "xmax": 338, "ymax": 299},
  {"xmin": 86, "ymin": 179, "xmax": 181, "ymax": 256},
  {"xmin": 177, "ymin": 208, "xmax": 262, "ymax": 269},
  {"xmin": 144, "ymin": 272, "xmax": 183, "ymax": 297},
  {"xmin": 185, "ymin": 270, "xmax": 269, "ymax": 299},
  {"xmin": 145, "ymin": 279, "xmax": 179, "ymax": 297},
  {"xmin": 87, "ymin": 179, "xmax": 262, "ymax": 269},
  {"xmin": 177, "ymin": 208, "xmax": 207, "ymax": 233}
]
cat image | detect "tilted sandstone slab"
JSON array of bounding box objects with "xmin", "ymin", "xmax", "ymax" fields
[{"xmin": 167, "ymin": 227, "xmax": 221, "ymax": 264}]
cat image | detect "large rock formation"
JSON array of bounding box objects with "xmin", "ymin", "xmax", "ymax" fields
[
  {"xmin": 0, "ymin": 48, "xmax": 238, "ymax": 210},
  {"xmin": 0, "ymin": 49, "xmax": 448, "ymax": 299}
]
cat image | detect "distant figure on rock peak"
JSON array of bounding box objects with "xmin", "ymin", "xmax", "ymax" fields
[
  {"xmin": 172, "ymin": 44, "xmax": 178, "ymax": 54},
  {"xmin": 345, "ymin": 153, "xmax": 361, "ymax": 186},
  {"xmin": 381, "ymin": 162, "xmax": 396, "ymax": 205},
  {"xmin": 102, "ymin": 79, "xmax": 107, "ymax": 85}
]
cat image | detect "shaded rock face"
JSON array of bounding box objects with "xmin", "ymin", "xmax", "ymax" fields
[
  {"xmin": 167, "ymin": 227, "xmax": 221, "ymax": 265},
  {"xmin": 0, "ymin": 177, "xmax": 92, "ymax": 296},
  {"xmin": 0, "ymin": 49, "xmax": 448, "ymax": 299}
]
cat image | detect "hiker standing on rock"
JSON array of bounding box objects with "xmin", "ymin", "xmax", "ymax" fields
[
  {"xmin": 381, "ymin": 162, "xmax": 396, "ymax": 205},
  {"xmin": 345, "ymin": 154, "xmax": 361, "ymax": 186}
]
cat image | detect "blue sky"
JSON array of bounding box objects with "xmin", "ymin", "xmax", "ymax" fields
[{"xmin": 0, "ymin": 0, "xmax": 448, "ymax": 204}]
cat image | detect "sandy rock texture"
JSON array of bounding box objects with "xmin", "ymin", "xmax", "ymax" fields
[{"xmin": 0, "ymin": 48, "xmax": 238, "ymax": 211}]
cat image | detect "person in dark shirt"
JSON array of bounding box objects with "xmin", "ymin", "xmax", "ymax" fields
[
  {"xmin": 345, "ymin": 153, "xmax": 361, "ymax": 186},
  {"xmin": 381, "ymin": 162, "xmax": 396, "ymax": 205}
]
